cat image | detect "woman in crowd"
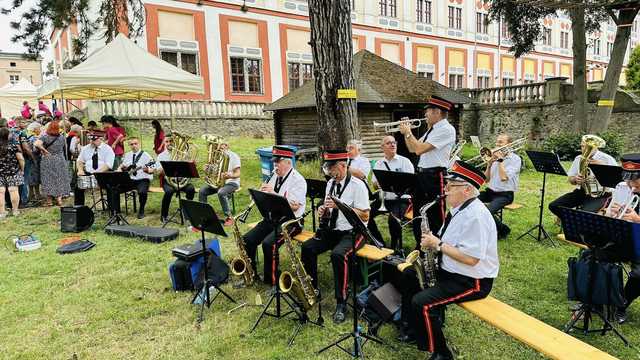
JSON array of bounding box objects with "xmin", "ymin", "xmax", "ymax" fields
[
  {"xmin": 34, "ymin": 121, "xmax": 70, "ymax": 206},
  {"xmin": 0, "ymin": 127, "xmax": 25, "ymax": 218},
  {"xmin": 25, "ymin": 122, "xmax": 42, "ymax": 202},
  {"xmin": 101, "ymin": 115, "xmax": 126, "ymax": 168},
  {"xmin": 152, "ymin": 120, "xmax": 165, "ymax": 155}
]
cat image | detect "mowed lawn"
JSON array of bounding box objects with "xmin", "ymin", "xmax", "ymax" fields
[{"xmin": 1, "ymin": 136, "xmax": 637, "ymax": 359}]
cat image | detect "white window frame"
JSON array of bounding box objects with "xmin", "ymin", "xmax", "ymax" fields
[
  {"xmin": 228, "ymin": 45, "xmax": 264, "ymax": 95},
  {"xmin": 158, "ymin": 38, "xmax": 201, "ymax": 75},
  {"xmin": 9, "ymin": 75, "xmax": 19, "ymax": 84}
]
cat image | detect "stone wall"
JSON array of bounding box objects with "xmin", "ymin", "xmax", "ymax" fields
[{"xmin": 118, "ymin": 117, "xmax": 274, "ymax": 138}]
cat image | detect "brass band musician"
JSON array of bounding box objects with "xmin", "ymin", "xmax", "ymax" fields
[
  {"xmin": 346, "ymin": 139, "xmax": 371, "ymax": 181},
  {"xmin": 155, "ymin": 134, "xmax": 195, "ymax": 223},
  {"xmin": 118, "ymin": 137, "xmax": 154, "ymax": 219},
  {"xmin": 198, "ymin": 140, "xmax": 241, "ymax": 226},
  {"xmin": 74, "ymin": 131, "xmax": 114, "ymax": 206}
]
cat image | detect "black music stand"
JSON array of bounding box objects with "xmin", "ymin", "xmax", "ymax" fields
[
  {"xmin": 372, "ymin": 169, "xmax": 417, "ymax": 254},
  {"xmin": 94, "ymin": 171, "xmax": 134, "ymax": 227},
  {"xmin": 161, "ymin": 161, "xmax": 198, "ymax": 227},
  {"xmin": 589, "ymin": 164, "xmax": 622, "ymax": 189},
  {"xmin": 306, "ymin": 178, "xmax": 327, "ymax": 231},
  {"xmin": 180, "ymin": 199, "xmax": 236, "ymax": 324},
  {"xmin": 517, "ymin": 151, "xmax": 566, "ymax": 245},
  {"xmin": 558, "ymin": 207, "xmax": 635, "ymax": 345},
  {"xmin": 318, "ymin": 196, "xmax": 384, "ymax": 359}
]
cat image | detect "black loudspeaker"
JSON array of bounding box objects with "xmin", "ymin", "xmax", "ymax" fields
[
  {"xmin": 60, "ymin": 206, "xmax": 94, "ymax": 232},
  {"xmin": 367, "ymin": 282, "xmax": 402, "ymax": 321}
]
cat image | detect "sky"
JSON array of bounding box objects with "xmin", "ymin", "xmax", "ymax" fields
[{"xmin": 0, "ymin": 0, "xmax": 52, "ymax": 72}]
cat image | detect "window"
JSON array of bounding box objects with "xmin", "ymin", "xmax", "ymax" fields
[
  {"xmin": 476, "ymin": 13, "xmax": 488, "ymax": 34},
  {"xmin": 523, "ymin": 79, "xmax": 535, "ymax": 84},
  {"xmin": 448, "ymin": 7, "xmax": 462, "ymax": 29},
  {"xmin": 160, "ymin": 50, "xmax": 199, "ymax": 75},
  {"xmin": 418, "ymin": 71, "xmax": 434, "ymax": 80},
  {"xmin": 542, "ymin": 28, "xmax": 552, "ymax": 46},
  {"xmin": 9, "ymin": 75, "xmax": 19, "ymax": 84},
  {"xmin": 560, "ymin": 31, "xmax": 569, "ymax": 49},
  {"xmin": 592, "ymin": 38, "xmax": 601, "ymax": 55},
  {"xmin": 448, "ymin": 74, "xmax": 463, "ymax": 89},
  {"xmin": 230, "ymin": 57, "xmax": 262, "ymax": 94},
  {"xmin": 288, "ymin": 62, "xmax": 313, "ymax": 90},
  {"xmin": 477, "ymin": 75, "xmax": 490, "ymax": 88},
  {"xmin": 416, "ymin": 0, "xmax": 432, "ymax": 24},
  {"xmin": 607, "ymin": 42, "xmax": 614, "ymax": 57},
  {"xmin": 379, "ymin": 0, "xmax": 397, "ymax": 17},
  {"xmin": 9, "ymin": 62, "xmax": 16, "ymax": 67},
  {"xmin": 501, "ymin": 19, "xmax": 511, "ymax": 39},
  {"xmin": 502, "ymin": 78, "xmax": 514, "ymax": 87}
]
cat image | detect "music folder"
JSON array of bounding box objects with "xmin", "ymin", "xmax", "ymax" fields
[{"xmin": 589, "ymin": 164, "xmax": 622, "ymax": 189}]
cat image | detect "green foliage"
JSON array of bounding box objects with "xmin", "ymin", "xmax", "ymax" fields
[
  {"xmin": 542, "ymin": 131, "xmax": 626, "ymax": 160},
  {"xmin": 626, "ymin": 45, "xmax": 640, "ymax": 90}
]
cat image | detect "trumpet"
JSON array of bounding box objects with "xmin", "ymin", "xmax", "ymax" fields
[
  {"xmin": 373, "ymin": 117, "xmax": 428, "ymax": 133},
  {"xmin": 468, "ymin": 137, "xmax": 526, "ymax": 166}
]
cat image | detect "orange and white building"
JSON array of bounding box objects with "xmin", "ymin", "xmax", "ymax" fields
[{"xmin": 49, "ymin": 0, "xmax": 640, "ymax": 103}]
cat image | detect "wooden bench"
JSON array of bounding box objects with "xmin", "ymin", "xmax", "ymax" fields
[
  {"xmin": 496, "ymin": 202, "xmax": 523, "ymax": 222},
  {"xmin": 246, "ymin": 222, "xmax": 314, "ymax": 243},
  {"xmin": 460, "ymin": 296, "xmax": 616, "ymax": 360},
  {"xmin": 355, "ymin": 244, "xmax": 394, "ymax": 288},
  {"xmin": 149, "ymin": 186, "xmax": 163, "ymax": 193},
  {"xmin": 556, "ymin": 233, "xmax": 588, "ymax": 249}
]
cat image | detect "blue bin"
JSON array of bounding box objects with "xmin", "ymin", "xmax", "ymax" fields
[{"xmin": 256, "ymin": 145, "xmax": 298, "ymax": 182}]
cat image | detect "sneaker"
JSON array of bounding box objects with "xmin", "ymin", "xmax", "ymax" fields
[
  {"xmin": 333, "ymin": 303, "xmax": 347, "ymax": 324},
  {"xmin": 223, "ymin": 217, "xmax": 234, "ymax": 226},
  {"xmin": 615, "ymin": 307, "xmax": 628, "ymax": 324}
]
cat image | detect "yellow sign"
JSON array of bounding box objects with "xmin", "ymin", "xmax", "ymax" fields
[
  {"xmin": 597, "ymin": 99, "xmax": 615, "ymax": 107},
  {"xmin": 337, "ymin": 89, "xmax": 357, "ymax": 99}
]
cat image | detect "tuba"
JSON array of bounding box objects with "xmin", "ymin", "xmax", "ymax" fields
[
  {"xmin": 580, "ymin": 135, "xmax": 607, "ymax": 197},
  {"xmin": 279, "ymin": 216, "xmax": 317, "ymax": 311},
  {"xmin": 202, "ymin": 134, "xmax": 230, "ymax": 188},
  {"xmin": 165, "ymin": 131, "xmax": 197, "ymax": 190}
]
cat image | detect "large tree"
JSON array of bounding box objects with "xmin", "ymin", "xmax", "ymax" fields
[
  {"xmin": 625, "ymin": 44, "xmax": 640, "ymax": 89},
  {"xmin": 308, "ymin": 0, "xmax": 358, "ymax": 152}
]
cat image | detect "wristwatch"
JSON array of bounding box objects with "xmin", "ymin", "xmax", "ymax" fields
[
  {"xmin": 497, "ymin": 158, "xmax": 504, "ymax": 163},
  {"xmin": 436, "ymin": 241, "xmax": 443, "ymax": 252},
  {"xmin": 405, "ymin": 133, "xmax": 412, "ymax": 139}
]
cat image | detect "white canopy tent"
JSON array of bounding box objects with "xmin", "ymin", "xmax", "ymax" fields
[{"xmin": 0, "ymin": 78, "xmax": 38, "ymax": 118}]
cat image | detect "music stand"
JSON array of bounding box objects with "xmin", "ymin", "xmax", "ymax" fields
[
  {"xmin": 94, "ymin": 171, "xmax": 134, "ymax": 227},
  {"xmin": 160, "ymin": 161, "xmax": 198, "ymax": 227},
  {"xmin": 318, "ymin": 196, "xmax": 384, "ymax": 359},
  {"xmin": 180, "ymin": 199, "xmax": 236, "ymax": 324},
  {"xmin": 589, "ymin": 164, "xmax": 622, "ymax": 189},
  {"xmin": 517, "ymin": 151, "xmax": 567, "ymax": 245},
  {"xmin": 558, "ymin": 207, "xmax": 636, "ymax": 345},
  {"xmin": 305, "ymin": 178, "xmax": 327, "ymax": 231},
  {"xmin": 372, "ymin": 169, "xmax": 416, "ymax": 254}
]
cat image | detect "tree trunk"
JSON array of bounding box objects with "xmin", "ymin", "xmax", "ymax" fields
[
  {"xmin": 308, "ymin": 0, "xmax": 358, "ymax": 153},
  {"xmin": 570, "ymin": 7, "xmax": 589, "ymax": 133},
  {"xmin": 115, "ymin": 0, "xmax": 129, "ymax": 37},
  {"xmin": 591, "ymin": 7, "xmax": 639, "ymax": 132}
]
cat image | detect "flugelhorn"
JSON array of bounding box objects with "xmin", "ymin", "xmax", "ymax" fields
[
  {"xmin": 373, "ymin": 117, "xmax": 428, "ymax": 133},
  {"xmin": 605, "ymin": 183, "xmax": 640, "ymax": 219},
  {"xmin": 468, "ymin": 137, "xmax": 526, "ymax": 166}
]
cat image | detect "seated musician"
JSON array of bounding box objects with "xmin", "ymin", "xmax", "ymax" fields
[
  {"xmin": 301, "ymin": 150, "xmax": 370, "ymax": 324},
  {"xmin": 397, "ymin": 161, "xmax": 498, "ymax": 360},
  {"xmin": 368, "ymin": 135, "xmax": 415, "ymax": 250},
  {"xmin": 346, "ymin": 139, "xmax": 371, "ymax": 181},
  {"xmin": 478, "ymin": 134, "xmax": 522, "ymax": 239},
  {"xmin": 198, "ymin": 140, "xmax": 241, "ymax": 226},
  {"xmin": 74, "ymin": 131, "xmax": 114, "ymax": 206},
  {"xmin": 118, "ymin": 137, "xmax": 154, "ymax": 219},
  {"xmin": 603, "ymin": 153, "xmax": 640, "ymax": 324},
  {"xmin": 155, "ymin": 134, "xmax": 195, "ymax": 223},
  {"xmin": 549, "ymin": 135, "xmax": 617, "ymax": 218},
  {"xmin": 243, "ymin": 146, "xmax": 306, "ymax": 285}
]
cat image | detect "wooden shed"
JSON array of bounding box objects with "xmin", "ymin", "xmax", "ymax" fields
[{"xmin": 265, "ymin": 50, "xmax": 470, "ymax": 160}]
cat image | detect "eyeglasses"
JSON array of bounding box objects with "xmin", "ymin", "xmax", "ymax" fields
[
  {"xmin": 445, "ymin": 182, "xmax": 468, "ymax": 189},
  {"xmin": 383, "ymin": 141, "xmax": 397, "ymax": 145}
]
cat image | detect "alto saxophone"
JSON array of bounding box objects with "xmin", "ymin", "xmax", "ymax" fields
[
  {"xmin": 397, "ymin": 195, "xmax": 445, "ymax": 289},
  {"xmin": 229, "ymin": 203, "xmax": 256, "ymax": 286},
  {"xmin": 279, "ymin": 216, "xmax": 317, "ymax": 311}
]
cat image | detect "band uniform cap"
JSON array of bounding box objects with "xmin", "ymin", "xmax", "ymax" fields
[
  {"xmin": 621, "ymin": 153, "xmax": 640, "ymax": 180},
  {"xmin": 272, "ymin": 145, "xmax": 295, "ymax": 160},
  {"xmin": 323, "ymin": 149, "xmax": 349, "ymax": 164},
  {"xmin": 87, "ymin": 130, "xmax": 106, "ymax": 140},
  {"xmin": 424, "ymin": 96, "xmax": 453, "ymax": 111},
  {"xmin": 446, "ymin": 160, "xmax": 486, "ymax": 189}
]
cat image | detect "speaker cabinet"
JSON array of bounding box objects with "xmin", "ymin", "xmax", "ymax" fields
[
  {"xmin": 368, "ymin": 282, "xmax": 402, "ymax": 321},
  {"xmin": 60, "ymin": 206, "xmax": 94, "ymax": 232}
]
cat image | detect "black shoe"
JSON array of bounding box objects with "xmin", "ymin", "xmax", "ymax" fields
[
  {"xmin": 428, "ymin": 352, "xmax": 454, "ymax": 360},
  {"xmin": 333, "ymin": 303, "xmax": 347, "ymax": 324},
  {"xmin": 137, "ymin": 211, "xmax": 145, "ymax": 219},
  {"xmin": 498, "ymin": 225, "xmax": 511, "ymax": 239},
  {"xmin": 161, "ymin": 216, "xmax": 168, "ymax": 223},
  {"xmin": 397, "ymin": 332, "xmax": 416, "ymax": 344},
  {"xmin": 615, "ymin": 307, "xmax": 628, "ymax": 324}
]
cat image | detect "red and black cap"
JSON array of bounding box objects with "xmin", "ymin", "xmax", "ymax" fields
[
  {"xmin": 446, "ymin": 160, "xmax": 486, "ymax": 189},
  {"xmin": 323, "ymin": 149, "xmax": 349, "ymax": 164},
  {"xmin": 621, "ymin": 153, "xmax": 640, "ymax": 181},
  {"xmin": 87, "ymin": 130, "xmax": 106, "ymax": 140},
  {"xmin": 424, "ymin": 96, "xmax": 453, "ymax": 111},
  {"xmin": 272, "ymin": 145, "xmax": 295, "ymax": 161}
]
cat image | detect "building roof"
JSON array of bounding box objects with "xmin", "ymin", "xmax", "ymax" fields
[
  {"xmin": 265, "ymin": 49, "xmax": 470, "ymax": 111},
  {"xmin": 0, "ymin": 52, "xmax": 42, "ymax": 61}
]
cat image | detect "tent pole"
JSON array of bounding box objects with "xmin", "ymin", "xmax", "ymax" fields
[
  {"xmin": 138, "ymin": 96, "xmax": 143, "ymax": 138},
  {"xmin": 60, "ymin": 88, "xmax": 66, "ymax": 113},
  {"xmin": 169, "ymin": 95, "xmax": 174, "ymax": 131}
]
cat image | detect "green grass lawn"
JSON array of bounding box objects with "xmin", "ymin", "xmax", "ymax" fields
[{"xmin": 1, "ymin": 137, "xmax": 637, "ymax": 359}]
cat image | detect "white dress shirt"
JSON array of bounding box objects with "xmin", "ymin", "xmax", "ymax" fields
[
  {"xmin": 417, "ymin": 119, "xmax": 456, "ymax": 169},
  {"xmin": 78, "ymin": 143, "xmax": 115, "ymax": 173},
  {"xmin": 487, "ymin": 153, "xmax": 522, "ymax": 192},
  {"xmin": 371, "ymin": 154, "xmax": 415, "ymax": 200},
  {"xmin": 325, "ymin": 176, "xmax": 370, "ymax": 231},
  {"xmin": 267, "ymin": 167, "xmax": 307, "ymax": 217},
  {"xmin": 224, "ymin": 150, "xmax": 241, "ymax": 186},
  {"xmin": 121, "ymin": 150, "xmax": 154, "ymax": 181},
  {"xmin": 439, "ymin": 198, "xmax": 499, "ymax": 279},
  {"xmin": 348, "ymin": 155, "xmax": 371, "ymax": 179},
  {"xmin": 567, "ymin": 150, "xmax": 618, "ymax": 189}
]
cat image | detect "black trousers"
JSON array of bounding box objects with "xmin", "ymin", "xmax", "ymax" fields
[
  {"xmin": 132, "ymin": 179, "xmax": 150, "ymax": 213},
  {"xmin": 160, "ymin": 182, "xmax": 195, "ymax": 218},
  {"xmin": 301, "ymin": 229, "xmax": 364, "ymax": 302},
  {"xmin": 243, "ymin": 220, "xmax": 302, "ymax": 285},
  {"xmin": 413, "ymin": 168, "xmax": 446, "ymax": 248},
  {"xmin": 368, "ymin": 198, "xmax": 410, "ymax": 250},
  {"xmin": 623, "ymin": 260, "xmax": 640, "ymax": 310},
  {"xmin": 74, "ymin": 185, "xmax": 118, "ymax": 213},
  {"xmin": 400, "ymin": 269, "xmax": 493, "ymax": 353},
  {"xmin": 548, "ymin": 188, "xmax": 608, "ymax": 218},
  {"xmin": 478, "ymin": 188, "xmax": 514, "ymax": 236}
]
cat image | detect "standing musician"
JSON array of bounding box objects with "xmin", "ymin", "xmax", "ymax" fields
[
  {"xmin": 74, "ymin": 131, "xmax": 114, "ymax": 206},
  {"xmin": 549, "ymin": 134, "xmax": 617, "ymax": 218},
  {"xmin": 397, "ymin": 161, "xmax": 498, "ymax": 360},
  {"xmin": 198, "ymin": 141, "xmax": 241, "ymax": 226},
  {"xmin": 301, "ymin": 150, "xmax": 370, "ymax": 324},
  {"xmin": 242, "ymin": 146, "xmax": 306, "ymax": 285},
  {"xmin": 155, "ymin": 134, "xmax": 195, "ymax": 223},
  {"xmin": 478, "ymin": 134, "xmax": 522, "ymax": 239},
  {"xmin": 346, "ymin": 139, "xmax": 371, "ymax": 181},
  {"xmin": 399, "ymin": 96, "xmax": 456, "ymax": 250},
  {"xmin": 368, "ymin": 135, "xmax": 415, "ymax": 250},
  {"xmin": 603, "ymin": 154, "xmax": 640, "ymax": 324},
  {"xmin": 118, "ymin": 137, "xmax": 154, "ymax": 219}
]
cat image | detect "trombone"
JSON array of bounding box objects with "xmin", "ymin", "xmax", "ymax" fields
[
  {"xmin": 468, "ymin": 137, "xmax": 527, "ymax": 166},
  {"xmin": 373, "ymin": 117, "xmax": 428, "ymax": 133}
]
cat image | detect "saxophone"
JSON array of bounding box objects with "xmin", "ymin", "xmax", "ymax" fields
[
  {"xmin": 165, "ymin": 131, "xmax": 197, "ymax": 190},
  {"xmin": 579, "ymin": 134, "xmax": 607, "ymax": 197},
  {"xmin": 229, "ymin": 203, "xmax": 256, "ymax": 286},
  {"xmin": 202, "ymin": 134, "xmax": 230, "ymax": 188},
  {"xmin": 397, "ymin": 195, "xmax": 445, "ymax": 289},
  {"xmin": 279, "ymin": 217, "xmax": 317, "ymax": 311}
]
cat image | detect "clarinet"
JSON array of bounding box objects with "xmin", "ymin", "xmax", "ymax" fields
[{"xmin": 318, "ymin": 180, "xmax": 336, "ymax": 230}]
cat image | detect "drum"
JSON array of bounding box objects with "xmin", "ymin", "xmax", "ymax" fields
[{"xmin": 77, "ymin": 175, "xmax": 98, "ymax": 190}]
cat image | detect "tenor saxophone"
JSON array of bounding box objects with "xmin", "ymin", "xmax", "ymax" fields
[
  {"xmin": 229, "ymin": 203, "xmax": 256, "ymax": 286},
  {"xmin": 279, "ymin": 217, "xmax": 317, "ymax": 311}
]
